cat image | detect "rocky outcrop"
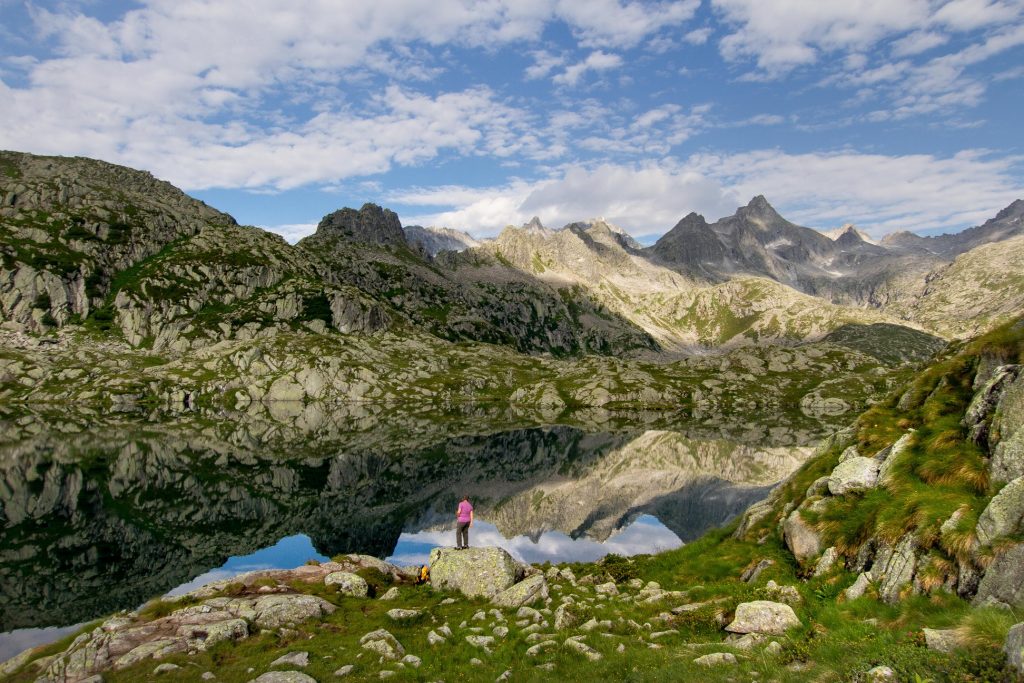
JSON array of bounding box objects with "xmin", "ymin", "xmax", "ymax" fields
[
  {"xmin": 34, "ymin": 591, "xmax": 334, "ymax": 683},
  {"xmin": 976, "ymin": 477, "xmax": 1024, "ymax": 545},
  {"xmin": 974, "ymin": 543, "xmax": 1024, "ymax": 607},
  {"xmin": 315, "ymin": 204, "xmax": 407, "ymax": 247},
  {"xmin": 991, "ymin": 372, "xmax": 1024, "ymax": 482},
  {"xmin": 492, "ymin": 575, "xmax": 548, "ymax": 608},
  {"xmin": 827, "ymin": 455, "xmax": 880, "ymax": 495}
]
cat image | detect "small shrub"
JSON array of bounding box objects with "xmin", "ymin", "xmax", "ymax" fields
[{"xmin": 599, "ymin": 553, "xmax": 638, "ymax": 583}]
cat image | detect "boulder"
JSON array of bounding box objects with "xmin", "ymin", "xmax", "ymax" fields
[
  {"xmin": 385, "ymin": 609, "xmax": 421, "ymax": 621},
  {"xmin": 813, "ymin": 547, "xmax": 840, "ymax": 577},
  {"xmin": 974, "ymin": 543, "xmax": 1024, "ymax": 606},
  {"xmin": 429, "ymin": 547, "xmax": 521, "ymax": 599},
  {"xmin": 359, "ymin": 629, "xmax": 404, "ymax": 661},
  {"xmin": 694, "ymin": 652, "xmax": 737, "ymax": 666},
  {"xmin": 564, "ymin": 638, "xmax": 602, "ymax": 661},
  {"xmin": 923, "ymin": 628, "xmax": 964, "ymax": 653},
  {"xmin": 553, "ymin": 603, "xmax": 580, "ymax": 630},
  {"xmin": 1005, "ymin": 622, "xmax": 1024, "ymax": 675},
  {"xmin": 248, "ymin": 673, "xmax": 317, "ymax": 683},
  {"xmin": 991, "ymin": 373, "xmax": 1024, "ymax": 482},
  {"xmin": 878, "ymin": 432, "xmax": 913, "ymax": 484},
  {"xmin": 871, "ymin": 535, "xmax": 918, "ymax": 604},
  {"xmin": 724, "ymin": 601, "xmax": 801, "ymax": 635},
  {"xmin": 251, "ymin": 594, "xmax": 335, "ymax": 629},
  {"xmin": 325, "ymin": 571, "xmax": 369, "ymax": 598},
  {"xmin": 843, "ymin": 573, "xmax": 871, "ymax": 601},
  {"xmin": 270, "ymin": 652, "xmax": 309, "ymax": 668},
  {"xmin": 782, "ymin": 510, "xmax": 822, "ymax": 563},
  {"xmin": 492, "ymin": 575, "xmax": 549, "ymax": 608},
  {"xmin": 828, "ymin": 456, "xmax": 880, "ymax": 495},
  {"xmin": 976, "ymin": 476, "xmax": 1024, "ymax": 545},
  {"xmin": 865, "ymin": 665, "xmax": 897, "ymax": 681}
]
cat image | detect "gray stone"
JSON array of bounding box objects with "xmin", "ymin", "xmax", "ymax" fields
[
  {"xmin": 248, "ymin": 674, "xmax": 317, "ymax": 683},
  {"xmin": 923, "ymin": 628, "xmax": 964, "ymax": 653},
  {"xmin": 693, "ymin": 652, "xmax": 737, "ymax": 666},
  {"xmin": 526, "ymin": 640, "xmax": 557, "ymax": 656},
  {"xmin": 333, "ymin": 664, "xmax": 355, "ymax": 677},
  {"xmin": 764, "ymin": 641, "xmax": 783, "ymax": 656},
  {"xmin": 828, "ymin": 456, "xmax": 881, "ymax": 495},
  {"xmin": 865, "ymin": 665, "xmax": 897, "ymax": 681},
  {"xmin": 252, "ymin": 594, "xmax": 336, "ymax": 629},
  {"xmin": 878, "ymin": 433, "xmax": 913, "ymax": 484},
  {"xmin": 466, "ymin": 635, "xmax": 494, "ymax": 652},
  {"xmin": 594, "ymin": 582, "xmax": 619, "ymax": 596},
  {"xmin": 492, "ymin": 575, "xmax": 548, "ymax": 608},
  {"xmin": 427, "ymin": 630, "xmax": 446, "ymax": 645},
  {"xmin": 359, "ymin": 629, "xmax": 404, "ymax": 661},
  {"xmin": 401, "ymin": 655, "xmax": 421, "ymax": 668},
  {"xmin": 733, "ymin": 498, "xmax": 774, "ymax": 538},
  {"xmin": 492, "ymin": 625, "xmax": 509, "ymax": 638},
  {"xmin": 843, "ymin": 573, "xmax": 872, "ymax": 601},
  {"xmin": 564, "ymin": 638, "xmax": 602, "ymax": 661},
  {"xmin": 154, "ymin": 663, "xmax": 181, "ymax": 674},
  {"xmin": 741, "ymin": 558, "xmax": 774, "ymax": 583},
  {"xmin": 324, "ymin": 572, "xmax": 369, "ymax": 598},
  {"xmin": 553, "ymin": 603, "xmax": 579, "ymax": 631},
  {"xmin": 813, "ymin": 547, "xmax": 840, "ymax": 577},
  {"xmin": 976, "ymin": 476, "xmax": 1024, "ymax": 545},
  {"xmin": 724, "ymin": 601, "xmax": 801, "ymax": 635},
  {"xmin": 725, "ymin": 632, "xmax": 766, "ymax": 650},
  {"xmin": 872, "ymin": 535, "xmax": 918, "ymax": 604},
  {"xmin": 429, "ymin": 546, "xmax": 520, "ymax": 599},
  {"xmin": 385, "ymin": 608, "xmax": 420, "ymax": 621},
  {"xmin": 975, "ymin": 543, "xmax": 1024, "ymax": 606},
  {"xmin": 1005, "ymin": 622, "xmax": 1024, "ymax": 675},
  {"xmin": 378, "ymin": 587, "xmax": 400, "ymax": 601},
  {"xmin": 805, "ymin": 476, "xmax": 830, "ymax": 499},
  {"xmin": 270, "ymin": 652, "xmax": 309, "ymax": 668},
  {"xmin": 782, "ymin": 510, "xmax": 822, "ymax": 564}
]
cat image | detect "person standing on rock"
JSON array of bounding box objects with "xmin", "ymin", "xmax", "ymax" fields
[{"xmin": 456, "ymin": 495, "xmax": 474, "ymax": 549}]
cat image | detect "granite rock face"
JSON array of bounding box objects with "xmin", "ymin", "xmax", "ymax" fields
[
  {"xmin": 974, "ymin": 543, "xmax": 1024, "ymax": 607},
  {"xmin": 976, "ymin": 476, "xmax": 1024, "ymax": 545}
]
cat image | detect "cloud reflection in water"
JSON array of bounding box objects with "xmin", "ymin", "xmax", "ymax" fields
[{"xmin": 387, "ymin": 515, "xmax": 682, "ymax": 566}]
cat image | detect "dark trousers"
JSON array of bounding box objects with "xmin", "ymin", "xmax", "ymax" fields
[{"xmin": 456, "ymin": 522, "xmax": 470, "ymax": 548}]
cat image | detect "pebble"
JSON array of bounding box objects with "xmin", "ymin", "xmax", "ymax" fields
[{"xmin": 334, "ymin": 665, "xmax": 355, "ymax": 677}]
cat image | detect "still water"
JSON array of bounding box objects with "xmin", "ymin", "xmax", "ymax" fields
[{"xmin": 0, "ymin": 403, "xmax": 825, "ymax": 660}]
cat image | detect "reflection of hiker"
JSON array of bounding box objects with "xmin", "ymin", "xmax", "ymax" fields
[{"xmin": 456, "ymin": 495, "xmax": 474, "ymax": 549}]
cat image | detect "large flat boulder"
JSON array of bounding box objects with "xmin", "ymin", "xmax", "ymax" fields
[
  {"xmin": 724, "ymin": 601, "xmax": 801, "ymax": 635},
  {"xmin": 429, "ymin": 546, "xmax": 522, "ymax": 599}
]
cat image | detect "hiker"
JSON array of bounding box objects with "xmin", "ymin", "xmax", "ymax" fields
[{"xmin": 456, "ymin": 494, "xmax": 474, "ymax": 549}]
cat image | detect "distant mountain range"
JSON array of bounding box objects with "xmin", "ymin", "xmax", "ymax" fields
[{"xmin": 1, "ymin": 150, "xmax": 1021, "ymax": 357}]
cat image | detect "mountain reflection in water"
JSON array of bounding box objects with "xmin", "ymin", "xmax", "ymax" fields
[{"xmin": 0, "ymin": 403, "xmax": 824, "ymax": 638}]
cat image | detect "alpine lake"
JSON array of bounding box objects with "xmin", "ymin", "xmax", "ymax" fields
[{"xmin": 0, "ymin": 401, "xmax": 840, "ymax": 660}]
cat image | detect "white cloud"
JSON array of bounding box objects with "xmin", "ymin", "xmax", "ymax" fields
[
  {"xmin": 684, "ymin": 27, "xmax": 712, "ymax": 45},
  {"xmin": 552, "ymin": 50, "xmax": 624, "ymax": 86},
  {"xmin": 554, "ymin": 0, "xmax": 700, "ymax": 49},
  {"xmin": 932, "ymin": 0, "xmax": 1022, "ymax": 31},
  {"xmin": 891, "ymin": 30, "xmax": 950, "ymax": 57},
  {"xmin": 714, "ymin": 0, "xmax": 931, "ymax": 74},
  {"xmin": 392, "ymin": 149, "xmax": 1023, "ymax": 240},
  {"xmin": 524, "ymin": 50, "xmax": 565, "ymax": 80}
]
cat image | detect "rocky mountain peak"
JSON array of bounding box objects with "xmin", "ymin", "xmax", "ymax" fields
[
  {"xmin": 995, "ymin": 198, "xmax": 1024, "ymax": 222},
  {"xmin": 523, "ymin": 216, "xmax": 546, "ymax": 232},
  {"xmin": 314, "ymin": 203, "xmax": 406, "ymax": 247},
  {"xmin": 827, "ymin": 224, "xmax": 875, "ymax": 247},
  {"xmin": 743, "ymin": 195, "xmax": 779, "ymax": 217}
]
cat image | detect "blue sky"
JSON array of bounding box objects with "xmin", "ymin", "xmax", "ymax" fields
[{"xmin": 1, "ymin": 0, "xmax": 1022, "ymax": 242}]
